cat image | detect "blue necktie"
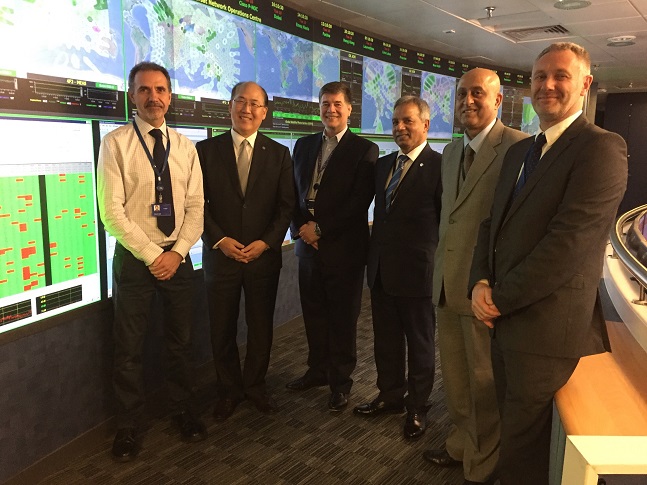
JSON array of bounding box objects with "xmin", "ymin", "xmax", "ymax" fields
[
  {"xmin": 385, "ymin": 154, "xmax": 407, "ymax": 212},
  {"xmin": 513, "ymin": 133, "xmax": 546, "ymax": 198}
]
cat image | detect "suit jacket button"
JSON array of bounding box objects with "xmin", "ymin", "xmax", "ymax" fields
[{"xmin": 243, "ymin": 204, "xmax": 247, "ymax": 209}]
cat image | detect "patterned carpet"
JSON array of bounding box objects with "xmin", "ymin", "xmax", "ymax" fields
[{"xmin": 38, "ymin": 296, "xmax": 463, "ymax": 485}]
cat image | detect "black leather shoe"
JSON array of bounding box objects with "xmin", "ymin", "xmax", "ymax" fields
[
  {"xmin": 173, "ymin": 412, "xmax": 207, "ymax": 443},
  {"xmin": 403, "ymin": 410, "xmax": 427, "ymax": 440},
  {"xmin": 353, "ymin": 399, "xmax": 405, "ymax": 417},
  {"xmin": 422, "ymin": 448, "xmax": 462, "ymax": 467},
  {"xmin": 286, "ymin": 375, "xmax": 327, "ymax": 391},
  {"xmin": 112, "ymin": 427, "xmax": 138, "ymax": 462},
  {"xmin": 328, "ymin": 392, "xmax": 348, "ymax": 411},
  {"xmin": 213, "ymin": 397, "xmax": 241, "ymax": 421},
  {"xmin": 248, "ymin": 394, "xmax": 278, "ymax": 414}
]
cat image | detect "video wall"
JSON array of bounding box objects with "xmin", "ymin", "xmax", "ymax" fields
[{"xmin": 0, "ymin": 0, "xmax": 537, "ymax": 334}]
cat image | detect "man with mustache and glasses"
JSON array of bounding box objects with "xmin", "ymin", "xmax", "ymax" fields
[
  {"xmin": 98, "ymin": 62, "xmax": 206, "ymax": 462},
  {"xmin": 288, "ymin": 82, "xmax": 378, "ymax": 412},
  {"xmin": 197, "ymin": 82, "xmax": 294, "ymax": 422}
]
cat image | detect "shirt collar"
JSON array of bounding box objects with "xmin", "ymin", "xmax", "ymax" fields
[
  {"xmin": 323, "ymin": 125, "xmax": 348, "ymax": 143},
  {"xmin": 398, "ymin": 140, "xmax": 427, "ymax": 162},
  {"xmin": 135, "ymin": 115, "xmax": 167, "ymax": 138},
  {"xmin": 231, "ymin": 128, "xmax": 258, "ymax": 149},
  {"xmin": 540, "ymin": 110, "xmax": 582, "ymax": 149},
  {"xmin": 463, "ymin": 117, "xmax": 497, "ymax": 153}
]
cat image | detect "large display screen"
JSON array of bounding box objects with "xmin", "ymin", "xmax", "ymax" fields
[
  {"xmin": 0, "ymin": 0, "xmax": 531, "ymax": 333},
  {"xmin": 0, "ymin": 119, "xmax": 101, "ymax": 333}
]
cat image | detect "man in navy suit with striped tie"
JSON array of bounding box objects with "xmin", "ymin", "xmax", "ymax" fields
[{"xmin": 354, "ymin": 96, "xmax": 442, "ymax": 440}]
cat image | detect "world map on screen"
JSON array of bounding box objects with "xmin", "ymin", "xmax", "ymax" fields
[
  {"xmin": 313, "ymin": 43, "xmax": 340, "ymax": 100},
  {"xmin": 362, "ymin": 58, "xmax": 402, "ymax": 134},
  {"xmin": 0, "ymin": 0, "xmax": 124, "ymax": 88},
  {"xmin": 256, "ymin": 25, "xmax": 314, "ymax": 102}
]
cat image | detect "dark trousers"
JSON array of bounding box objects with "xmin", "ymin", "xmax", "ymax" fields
[
  {"xmin": 204, "ymin": 258, "xmax": 280, "ymax": 401},
  {"xmin": 112, "ymin": 243, "xmax": 196, "ymax": 429},
  {"xmin": 298, "ymin": 256, "xmax": 364, "ymax": 394},
  {"xmin": 370, "ymin": 275, "xmax": 436, "ymax": 410},
  {"xmin": 491, "ymin": 338, "xmax": 579, "ymax": 485}
]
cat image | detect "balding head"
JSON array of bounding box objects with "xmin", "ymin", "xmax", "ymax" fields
[{"xmin": 455, "ymin": 68, "xmax": 503, "ymax": 138}]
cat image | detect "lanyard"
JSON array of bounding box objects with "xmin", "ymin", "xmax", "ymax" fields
[
  {"xmin": 313, "ymin": 136, "xmax": 337, "ymax": 190},
  {"xmin": 133, "ymin": 121, "xmax": 171, "ymax": 201}
]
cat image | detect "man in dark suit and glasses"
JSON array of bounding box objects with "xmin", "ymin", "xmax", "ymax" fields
[
  {"xmin": 353, "ymin": 96, "xmax": 442, "ymax": 441},
  {"xmin": 197, "ymin": 81, "xmax": 294, "ymax": 421},
  {"xmin": 469, "ymin": 42, "xmax": 627, "ymax": 485},
  {"xmin": 288, "ymin": 81, "xmax": 378, "ymax": 412}
]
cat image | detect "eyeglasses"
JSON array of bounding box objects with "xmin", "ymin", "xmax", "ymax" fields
[{"xmin": 232, "ymin": 98, "xmax": 266, "ymax": 110}]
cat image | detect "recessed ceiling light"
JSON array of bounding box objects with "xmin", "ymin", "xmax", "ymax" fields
[
  {"xmin": 607, "ymin": 35, "xmax": 636, "ymax": 47},
  {"xmin": 554, "ymin": 0, "xmax": 591, "ymax": 10}
]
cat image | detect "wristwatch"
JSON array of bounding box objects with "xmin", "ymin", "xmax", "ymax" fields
[{"xmin": 314, "ymin": 223, "xmax": 322, "ymax": 237}]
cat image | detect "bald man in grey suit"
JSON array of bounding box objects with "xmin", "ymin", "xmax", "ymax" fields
[{"xmin": 424, "ymin": 68, "xmax": 528, "ymax": 485}]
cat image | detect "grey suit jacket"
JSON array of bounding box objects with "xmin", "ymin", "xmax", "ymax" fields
[
  {"xmin": 469, "ymin": 115, "xmax": 628, "ymax": 358},
  {"xmin": 433, "ymin": 120, "xmax": 528, "ymax": 314}
]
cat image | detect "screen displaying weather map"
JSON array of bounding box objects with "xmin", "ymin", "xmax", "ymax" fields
[
  {"xmin": 0, "ymin": 0, "xmax": 126, "ymax": 119},
  {"xmin": 420, "ymin": 72, "xmax": 456, "ymax": 140},
  {"xmin": 361, "ymin": 58, "xmax": 402, "ymax": 134}
]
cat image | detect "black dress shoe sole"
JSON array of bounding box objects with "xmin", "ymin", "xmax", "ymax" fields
[
  {"xmin": 422, "ymin": 450, "xmax": 462, "ymax": 467},
  {"xmin": 181, "ymin": 431, "xmax": 208, "ymax": 443},
  {"xmin": 285, "ymin": 379, "xmax": 328, "ymax": 391},
  {"xmin": 403, "ymin": 429, "xmax": 426, "ymax": 441},
  {"xmin": 353, "ymin": 406, "xmax": 405, "ymax": 417},
  {"xmin": 112, "ymin": 451, "xmax": 137, "ymax": 463}
]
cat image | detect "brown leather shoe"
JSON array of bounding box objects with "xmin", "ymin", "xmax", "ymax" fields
[
  {"xmin": 213, "ymin": 397, "xmax": 241, "ymax": 421},
  {"xmin": 422, "ymin": 448, "xmax": 462, "ymax": 467}
]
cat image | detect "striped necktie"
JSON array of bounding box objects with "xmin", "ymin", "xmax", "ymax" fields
[{"xmin": 385, "ymin": 154, "xmax": 408, "ymax": 212}]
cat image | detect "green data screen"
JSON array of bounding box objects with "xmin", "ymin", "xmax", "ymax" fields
[{"xmin": 0, "ymin": 119, "xmax": 101, "ymax": 332}]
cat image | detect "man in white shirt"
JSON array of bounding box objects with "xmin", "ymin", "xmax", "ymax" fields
[{"xmin": 97, "ymin": 62, "xmax": 206, "ymax": 462}]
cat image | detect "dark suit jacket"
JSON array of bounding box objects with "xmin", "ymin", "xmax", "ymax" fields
[
  {"xmin": 433, "ymin": 120, "xmax": 528, "ymax": 313},
  {"xmin": 197, "ymin": 131, "xmax": 295, "ymax": 274},
  {"xmin": 469, "ymin": 115, "xmax": 628, "ymax": 358},
  {"xmin": 367, "ymin": 144, "xmax": 442, "ymax": 298},
  {"xmin": 292, "ymin": 130, "xmax": 378, "ymax": 268}
]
